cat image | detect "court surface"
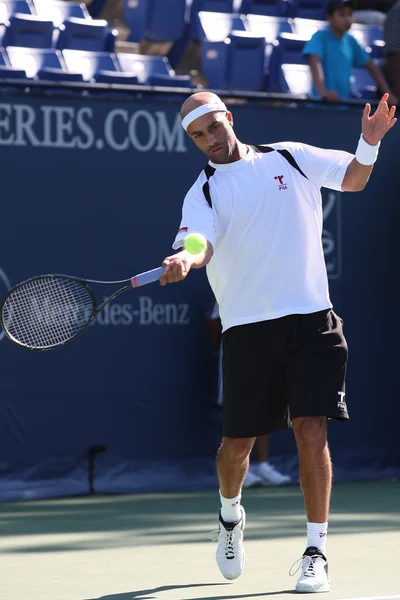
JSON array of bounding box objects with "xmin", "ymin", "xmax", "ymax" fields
[{"xmin": 0, "ymin": 481, "xmax": 399, "ymax": 600}]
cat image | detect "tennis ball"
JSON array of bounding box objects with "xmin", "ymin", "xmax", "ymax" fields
[{"xmin": 184, "ymin": 233, "xmax": 207, "ymax": 255}]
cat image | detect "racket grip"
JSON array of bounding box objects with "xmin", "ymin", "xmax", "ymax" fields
[{"xmin": 131, "ymin": 266, "xmax": 164, "ymax": 288}]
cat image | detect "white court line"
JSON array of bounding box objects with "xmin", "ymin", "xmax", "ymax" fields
[{"xmin": 340, "ymin": 596, "xmax": 400, "ymax": 600}]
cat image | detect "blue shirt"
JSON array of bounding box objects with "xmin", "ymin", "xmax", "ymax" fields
[{"xmin": 303, "ymin": 28, "xmax": 370, "ymax": 98}]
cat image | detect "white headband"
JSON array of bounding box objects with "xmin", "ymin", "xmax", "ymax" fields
[{"xmin": 181, "ymin": 101, "xmax": 228, "ymax": 131}]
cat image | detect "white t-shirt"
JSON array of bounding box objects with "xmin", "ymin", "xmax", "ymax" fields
[{"xmin": 173, "ymin": 142, "xmax": 353, "ymax": 332}]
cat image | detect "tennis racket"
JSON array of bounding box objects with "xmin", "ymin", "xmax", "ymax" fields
[{"xmin": 0, "ymin": 266, "xmax": 164, "ymax": 351}]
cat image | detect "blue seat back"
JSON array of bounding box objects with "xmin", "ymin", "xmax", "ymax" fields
[
  {"xmin": 4, "ymin": 14, "xmax": 54, "ymax": 48},
  {"xmin": 268, "ymin": 32, "xmax": 307, "ymax": 90},
  {"xmin": 294, "ymin": 0, "xmax": 326, "ymax": 19},
  {"xmin": 144, "ymin": 0, "xmax": 186, "ymax": 42},
  {"xmin": 246, "ymin": 14, "xmax": 293, "ymax": 42},
  {"xmin": 350, "ymin": 24, "xmax": 383, "ymax": 50},
  {"xmin": 292, "ymin": 17, "xmax": 329, "ymax": 38},
  {"xmin": 57, "ymin": 17, "xmax": 115, "ymax": 52},
  {"xmin": 190, "ymin": 0, "xmax": 234, "ymax": 40},
  {"xmin": 6, "ymin": 46, "xmax": 63, "ymax": 76},
  {"xmin": 350, "ymin": 67, "xmax": 376, "ymax": 99},
  {"xmin": 226, "ymin": 31, "xmax": 266, "ymax": 90},
  {"xmin": 33, "ymin": 0, "xmax": 90, "ymax": 27},
  {"xmin": 241, "ymin": 0, "xmax": 290, "ymax": 17},
  {"xmin": 123, "ymin": 0, "xmax": 149, "ymax": 42},
  {"xmin": 118, "ymin": 52, "xmax": 171, "ymax": 83},
  {"xmin": 279, "ymin": 62, "xmax": 311, "ymax": 93},
  {"xmin": 199, "ymin": 11, "xmax": 246, "ymax": 42},
  {"xmin": 62, "ymin": 48, "xmax": 119, "ymax": 80},
  {"xmin": 0, "ymin": 0, "xmax": 33, "ymax": 23}
]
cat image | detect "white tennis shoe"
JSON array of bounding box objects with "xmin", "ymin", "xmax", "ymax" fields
[
  {"xmin": 292, "ymin": 546, "xmax": 330, "ymax": 593},
  {"xmin": 215, "ymin": 506, "xmax": 246, "ymax": 580},
  {"xmin": 254, "ymin": 461, "xmax": 292, "ymax": 486}
]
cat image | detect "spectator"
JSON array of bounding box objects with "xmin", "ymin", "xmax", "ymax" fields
[
  {"xmin": 206, "ymin": 302, "xmax": 292, "ymax": 489},
  {"xmin": 303, "ymin": 0, "xmax": 398, "ymax": 105},
  {"xmin": 383, "ymin": 0, "xmax": 400, "ymax": 103}
]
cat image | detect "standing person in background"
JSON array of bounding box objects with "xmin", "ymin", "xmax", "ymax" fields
[
  {"xmin": 160, "ymin": 91, "xmax": 396, "ymax": 592},
  {"xmin": 303, "ymin": 0, "xmax": 398, "ymax": 105},
  {"xmin": 206, "ymin": 302, "xmax": 292, "ymax": 488}
]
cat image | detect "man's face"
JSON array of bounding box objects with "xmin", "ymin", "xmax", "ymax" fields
[
  {"xmin": 187, "ymin": 111, "xmax": 237, "ymax": 163},
  {"xmin": 328, "ymin": 6, "xmax": 353, "ymax": 33}
]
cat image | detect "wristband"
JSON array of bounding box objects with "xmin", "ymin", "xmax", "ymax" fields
[{"xmin": 355, "ymin": 134, "xmax": 380, "ymax": 165}]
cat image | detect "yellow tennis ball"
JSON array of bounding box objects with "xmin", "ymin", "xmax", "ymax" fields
[{"xmin": 184, "ymin": 233, "xmax": 207, "ymax": 255}]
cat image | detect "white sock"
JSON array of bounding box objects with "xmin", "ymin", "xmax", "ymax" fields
[
  {"xmin": 307, "ymin": 522, "xmax": 328, "ymax": 554},
  {"xmin": 220, "ymin": 490, "xmax": 242, "ymax": 522}
]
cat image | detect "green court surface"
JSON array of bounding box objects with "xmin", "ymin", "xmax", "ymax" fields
[{"xmin": 0, "ymin": 481, "xmax": 399, "ymax": 600}]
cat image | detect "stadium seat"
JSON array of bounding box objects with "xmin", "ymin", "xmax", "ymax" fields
[
  {"xmin": 118, "ymin": 52, "xmax": 191, "ymax": 86},
  {"xmin": 57, "ymin": 17, "xmax": 117, "ymax": 52},
  {"xmin": 0, "ymin": 43, "xmax": 27, "ymax": 76},
  {"xmin": 143, "ymin": 0, "xmax": 186, "ymax": 43},
  {"xmin": 199, "ymin": 11, "xmax": 247, "ymax": 88},
  {"xmin": 350, "ymin": 67, "xmax": 377, "ymax": 99},
  {"xmin": 370, "ymin": 39, "xmax": 385, "ymax": 62},
  {"xmin": 123, "ymin": 0, "xmax": 148, "ymax": 43},
  {"xmin": 2, "ymin": 14, "xmax": 55, "ymax": 48},
  {"xmin": 240, "ymin": 0, "xmax": 292, "ymax": 17},
  {"xmin": 225, "ymin": 30, "xmax": 266, "ymax": 90},
  {"xmin": 350, "ymin": 23, "xmax": 383, "ymax": 50},
  {"xmin": 267, "ymin": 32, "xmax": 308, "ymax": 90},
  {"xmin": 198, "ymin": 11, "xmax": 246, "ymax": 42},
  {"xmin": 33, "ymin": 0, "xmax": 90, "ymax": 28},
  {"xmin": 245, "ymin": 14, "xmax": 293, "ymax": 42},
  {"xmin": 293, "ymin": 0, "xmax": 326, "ymax": 20},
  {"xmin": 292, "ymin": 17, "xmax": 329, "ymax": 39},
  {"xmin": 0, "ymin": 0, "xmax": 33, "ymax": 23},
  {"xmin": 6, "ymin": 45, "xmax": 83, "ymax": 80},
  {"xmin": 190, "ymin": 0, "xmax": 234, "ymax": 40},
  {"xmin": 279, "ymin": 62, "xmax": 311, "ymax": 94},
  {"xmin": 62, "ymin": 49, "xmax": 132, "ymax": 83}
]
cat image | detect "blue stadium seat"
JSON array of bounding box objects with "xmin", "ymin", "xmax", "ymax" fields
[
  {"xmin": 6, "ymin": 45, "xmax": 83, "ymax": 80},
  {"xmin": 226, "ymin": 30, "xmax": 266, "ymax": 90},
  {"xmin": 0, "ymin": 44, "xmax": 26, "ymax": 76},
  {"xmin": 292, "ymin": 17, "xmax": 329, "ymax": 39},
  {"xmin": 199, "ymin": 11, "xmax": 247, "ymax": 88},
  {"xmin": 245, "ymin": 14, "xmax": 293, "ymax": 42},
  {"xmin": 240, "ymin": 0, "xmax": 292, "ymax": 17},
  {"xmin": 143, "ymin": 0, "xmax": 186, "ymax": 42},
  {"xmin": 57, "ymin": 17, "xmax": 117, "ymax": 52},
  {"xmin": 370, "ymin": 39, "xmax": 385, "ymax": 62},
  {"xmin": 33, "ymin": 0, "xmax": 90, "ymax": 27},
  {"xmin": 123, "ymin": 0, "xmax": 148, "ymax": 43},
  {"xmin": 118, "ymin": 52, "xmax": 191, "ymax": 86},
  {"xmin": 293, "ymin": 0, "xmax": 326, "ymax": 20},
  {"xmin": 350, "ymin": 67, "xmax": 377, "ymax": 99},
  {"xmin": 3, "ymin": 14, "xmax": 54, "ymax": 48},
  {"xmin": 190, "ymin": 0, "xmax": 234, "ymax": 40},
  {"xmin": 146, "ymin": 72, "xmax": 192, "ymax": 87},
  {"xmin": 62, "ymin": 49, "xmax": 127, "ymax": 82},
  {"xmin": 350, "ymin": 23, "xmax": 383, "ymax": 50},
  {"xmin": 199, "ymin": 11, "xmax": 246, "ymax": 42},
  {"xmin": 267, "ymin": 32, "xmax": 308, "ymax": 90},
  {"xmin": 0, "ymin": 0, "xmax": 33, "ymax": 22},
  {"xmin": 279, "ymin": 62, "xmax": 311, "ymax": 94}
]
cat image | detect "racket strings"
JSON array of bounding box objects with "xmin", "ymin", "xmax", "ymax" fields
[{"xmin": 2, "ymin": 277, "xmax": 94, "ymax": 349}]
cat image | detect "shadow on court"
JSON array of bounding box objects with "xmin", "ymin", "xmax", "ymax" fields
[
  {"xmin": 0, "ymin": 482, "xmax": 398, "ymax": 554},
  {"xmin": 84, "ymin": 583, "xmax": 230, "ymax": 600}
]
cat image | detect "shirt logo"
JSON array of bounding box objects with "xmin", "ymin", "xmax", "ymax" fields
[
  {"xmin": 337, "ymin": 391, "xmax": 347, "ymax": 411},
  {"xmin": 178, "ymin": 227, "xmax": 188, "ymax": 233},
  {"xmin": 274, "ymin": 175, "xmax": 287, "ymax": 191}
]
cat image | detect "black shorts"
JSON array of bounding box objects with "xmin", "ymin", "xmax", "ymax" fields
[{"xmin": 221, "ymin": 309, "xmax": 349, "ymax": 438}]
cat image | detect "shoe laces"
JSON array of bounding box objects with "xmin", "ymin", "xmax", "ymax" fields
[
  {"xmin": 289, "ymin": 555, "xmax": 317, "ymax": 578},
  {"xmin": 209, "ymin": 528, "xmax": 236, "ymax": 559}
]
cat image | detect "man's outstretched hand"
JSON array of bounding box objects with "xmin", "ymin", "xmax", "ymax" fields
[{"xmin": 362, "ymin": 93, "xmax": 397, "ymax": 146}]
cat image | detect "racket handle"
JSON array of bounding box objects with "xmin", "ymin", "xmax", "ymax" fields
[{"xmin": 131, "ymin": 266, "xmax": 164, "ymax": 288}]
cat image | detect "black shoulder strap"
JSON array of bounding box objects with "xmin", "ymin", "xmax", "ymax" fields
[
  {"xmin": 202, "ymin": 145, "xmax": 308, "ymax": 207},
  {"xmin": 202, "ymin": 164, "xmax": 216, "ymax": 208},
  {"xmin": 250, "ymin": 144, "xmax": 308, "ymax": 180}
]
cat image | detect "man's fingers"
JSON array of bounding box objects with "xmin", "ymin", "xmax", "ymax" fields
[
  {"xmin": 389, "ymin": 118, "xmax": 398, "ymax": 129},
  {"xmin": 363, "ymin": 103, "xmax": 371, "ymax": 120}
]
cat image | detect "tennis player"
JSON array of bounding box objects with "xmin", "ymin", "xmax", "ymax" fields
[{"xmin": 160, "ymin": 91, "xmax": 396, "ymax": 592}]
